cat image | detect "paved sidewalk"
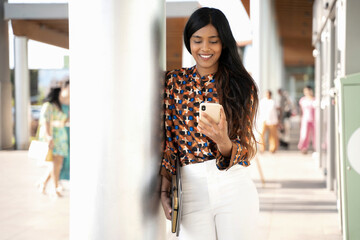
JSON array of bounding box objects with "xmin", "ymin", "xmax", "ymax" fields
[
  {"xmin": 0, "ymin": 150, "xmax": 342, "ymax": 240},
  {"xmin": 250, "ymin": 151, "xmax": 342, "ymax": 240},
  {"xmin": 0, "ymin": 151, "xmax": 69, "ymax": 240}
]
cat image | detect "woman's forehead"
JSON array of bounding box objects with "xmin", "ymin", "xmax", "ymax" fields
[{"xmin": 192, "ymin": 24, "xmax": 219, "ymax": 37}]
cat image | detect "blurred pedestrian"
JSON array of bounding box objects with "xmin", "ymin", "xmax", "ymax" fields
[
  {"xmin": 259, "ymin": 90, "xmax": 278, "ymax": 153},
  {"xmin": 298, "ymin": 85, "xmax": 315, "ymax": 154},
  {"xmin": 277, "ymin": 89, "xmax": 293, "ymax": 149},
  {"xmin": 160, "ymin": 7, "xmax": 259, "ymax": 240},
  {"xmin": 37, "ymin": 82, "xmax": 69, "ymax": 197}
]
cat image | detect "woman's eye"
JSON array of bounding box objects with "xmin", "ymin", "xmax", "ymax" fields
[
  {"xmin": 194, "ymin": 41, "xmax": 201, "ymax": 44},
  {"xmin": 210, "ymin": 41, "xmax": 218, "ymax": 44}
]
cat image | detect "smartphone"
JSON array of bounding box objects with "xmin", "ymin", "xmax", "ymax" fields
[{"xmin": 199, "ymin": 103, "xmax": 221, "ymax": 125}]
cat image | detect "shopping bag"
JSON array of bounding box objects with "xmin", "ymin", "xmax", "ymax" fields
[{"xmin": 28, "ymin": 140, "xmax": 51, "ymax": 163}]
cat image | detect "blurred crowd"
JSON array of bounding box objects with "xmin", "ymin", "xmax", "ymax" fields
[{"xmin": 258, "ymin": 86, "xmax": 315, "ymax": 154}]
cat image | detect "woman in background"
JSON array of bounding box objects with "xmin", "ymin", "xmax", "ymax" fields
[
  {"xmin": 298, "ymin": 85, "xmax": 316, "ymax": 154},
  {"xmin": 37, "ymin": 80, "xmax": 69, "ymax": 197}
]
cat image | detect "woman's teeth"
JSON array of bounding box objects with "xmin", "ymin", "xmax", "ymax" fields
[{"xmin": 200, "ymin": 54, "xmax": 212, "ymax": 59}]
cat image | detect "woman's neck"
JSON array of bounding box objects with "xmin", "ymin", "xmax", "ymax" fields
[{"xmin": 196, "ymin": 65, "xmax": 218, "ymax": 77}]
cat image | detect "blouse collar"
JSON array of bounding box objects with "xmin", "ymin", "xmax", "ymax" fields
[{"xmin": 189, "ymin": 66, "xmax": 215, "ymax": 83}]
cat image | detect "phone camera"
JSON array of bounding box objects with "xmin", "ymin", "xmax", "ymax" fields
[{"xmin": 201, "ymin": 105, "xmax": 206, "ymax": 111}]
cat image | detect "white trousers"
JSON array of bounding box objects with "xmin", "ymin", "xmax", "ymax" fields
[{"xmin": 179, "ymin": 160, "xmax": 259, "ymax": 240}]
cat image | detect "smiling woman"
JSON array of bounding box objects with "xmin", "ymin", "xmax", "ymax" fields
[{"xmin": 160, "ymin": 7, "xmax": 259, "ymax": 240}]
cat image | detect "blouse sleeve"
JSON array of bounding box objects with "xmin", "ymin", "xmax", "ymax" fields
[
  {"xmin": 160, "ymin": 72, "xmax": 178, "ymax": 182},
  {"xmin": 215, "ymin": 87, "xmax": 255, "ymax": 170}
]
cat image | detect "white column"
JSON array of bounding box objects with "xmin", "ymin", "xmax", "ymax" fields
[
  {"xmin": 0, "ymin": 0, "xmax": 13, "ymax": 149},
  {"xmin": 69, "ymin": 0, "xmax": 165, "ymax": 239},
  {"xmin": 251, "ymin": 0, "xmax": 284, "ymax": 96},
  {"xmin": 250, "ymin": 0, "xmax": 262, "ymax": 92},
  {"xmin": 14, "ymin": 36, "xmax": 30, "ymax": 150},
  {"xmin": 344, "ymin": 0, "xmax": 360, "ymax": 75}
]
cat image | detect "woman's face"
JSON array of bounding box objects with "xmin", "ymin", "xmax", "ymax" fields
[
  {"xmin": 303, "ymin": 88, "xmax": 310, "ymax": 97},
  {"xmin": 60, "ymin": 84, "xmax": 70, "ymax": 104},
  {"xmin": 190, "ymin": 24, "xmax": 222, "ymax": 76}
]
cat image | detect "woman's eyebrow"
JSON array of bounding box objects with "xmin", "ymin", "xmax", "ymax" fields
[{"xmin": 192, "ymin": 35, "xmax": 219, "ymax": 38}]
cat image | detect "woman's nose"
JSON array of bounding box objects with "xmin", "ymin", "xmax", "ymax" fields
[{"xmin": 201, "ymin": 42, "xmax": 210, "ymax": 51}]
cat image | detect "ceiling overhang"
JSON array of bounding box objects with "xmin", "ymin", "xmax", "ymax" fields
[
  {"xmin": 274, "ymin": 0, "xmax": 314, "ymax": 66},
  {"xmin": 4, "ymin": 3, "xmax": 69, "ymax": 49}
]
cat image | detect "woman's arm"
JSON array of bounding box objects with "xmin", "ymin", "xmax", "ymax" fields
[
  {"xmin": 160, "ymin": 71, "xmax": 177, "ymax": 220},
  {"xmin": 41, "ymin": 103, "xmax": 54, "ymax": 148}
]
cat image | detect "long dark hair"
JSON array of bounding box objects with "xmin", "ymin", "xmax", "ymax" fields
[
  {"xmin": 184, "ymin": 7, "xmax": 259, "ymax": 159},
  {"xmin": 44, "ymin": 87, "xmax": 62, "ymax": 111}
]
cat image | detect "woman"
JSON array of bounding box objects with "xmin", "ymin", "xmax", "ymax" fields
[
  {"xmin": 160, "ymin": 7, "xmax": 259, "ymax": 240},
  {"xmin": 298, "ymin": 85, "xmax": 315, "ymax": 154},
  {"xmin": 37, "ymin": 81, "xmax": 69, "ymax": 197}
]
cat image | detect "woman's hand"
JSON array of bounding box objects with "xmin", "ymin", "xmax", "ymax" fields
[
  {"xmin": 160, "ymin": 191, "xmax": 172, "ymax": 220},
  {"xmin": 198, "ymin": 106, "xmax": 232, "ymax": 157},
  {"xmin": 48, "ymin": 139, "xmax": 54, "ymax": 149},
  {"xmin": 160, "ymin": 176, "xmax": 172, "ymax": 220}
]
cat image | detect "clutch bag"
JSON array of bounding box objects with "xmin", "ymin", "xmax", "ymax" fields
[{"xmin": 171, "ymin": 159, "xmax": 182, "ymax": 236}]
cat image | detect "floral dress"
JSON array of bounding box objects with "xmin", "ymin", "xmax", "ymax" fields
[
  {"xmin": 38, "ymin": 102, "xmax": 69, "ymax": 157},
  {"xmin": 60, "ymin": 104, "xmax": 70, "ymax": 180}
]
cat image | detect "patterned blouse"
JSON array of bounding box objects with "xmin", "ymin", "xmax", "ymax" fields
[{"xmin": 160, "ymin": 66, "xmax": 254, "ymax": 181}]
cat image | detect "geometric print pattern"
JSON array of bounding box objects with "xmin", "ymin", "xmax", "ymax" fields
[{"xmin": 160, "ymin": 66, "xmax": 252, "ymax": 181}]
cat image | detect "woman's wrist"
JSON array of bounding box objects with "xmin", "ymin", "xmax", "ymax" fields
[
  {"xmin": 161, "ymin": 190, "xmax": 170, "ymax": 197},
  {"xmin": 217, "ymin": 138, "xmax": 233, "ymax": 157},
  {"xmin": 161, "ymin": 176, "xmax": 171, "ymax": 193}
]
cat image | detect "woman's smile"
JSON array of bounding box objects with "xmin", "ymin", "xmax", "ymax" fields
[{"xmin": 199, "ymin": 54, "xmax": 213, "ymax": 60}]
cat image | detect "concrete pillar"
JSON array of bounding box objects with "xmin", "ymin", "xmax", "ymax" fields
[
  {"xmin": 251, "ymin": 0, "xmax": 283, "ymax": 96},
  {"xmin": 0, "ymin": 0, "xmax": 13, "ymax": 149},
  {"xmin": 344, "ymin": 0, "xmax": 360, "ymax": 75},
  {"xmin": 251, "ymin": 0, "xmax": 262, "ymax": 92},
  {"xmin": 69, "ymin": 0, "xmax": 165, "ymax": 239},
  {"xmin": 14, "ymin": 36, "xmax": 30, "ymax": 150},
  {"xmin": 326, "ymin": 20, "xmax": 336, "ymax": 191}
]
